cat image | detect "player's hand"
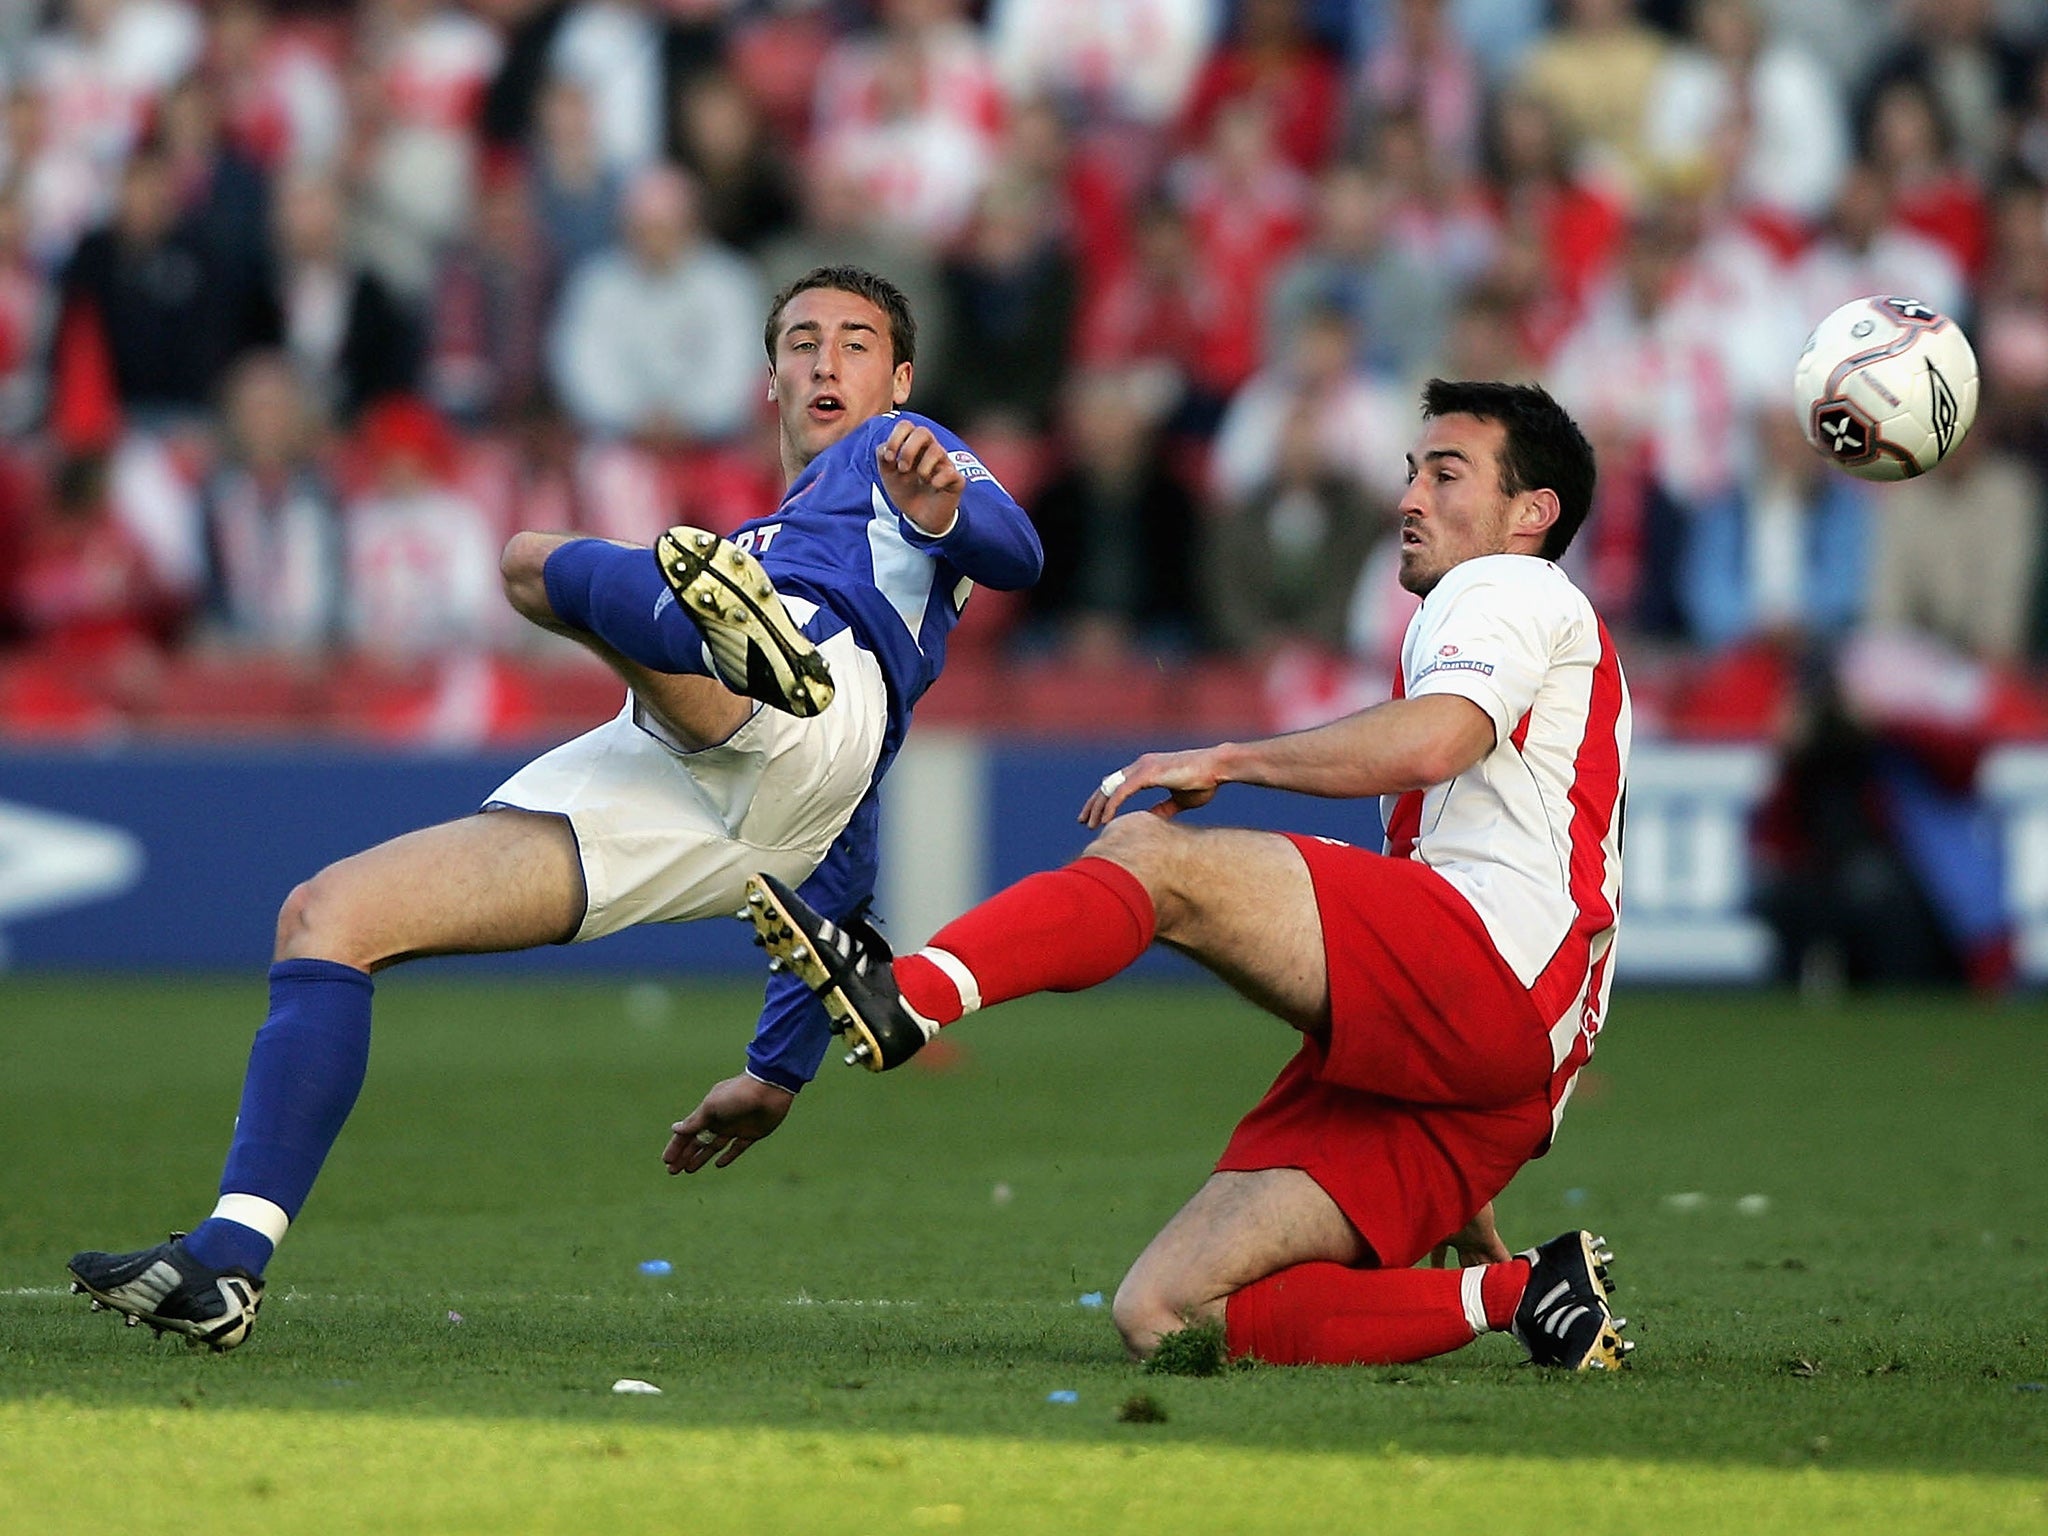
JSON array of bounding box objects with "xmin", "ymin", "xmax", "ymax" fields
[
  {"xmin": 877, "ymin": 419, "xmax": 966, "ymax": 537},
  {"xmin": 663, "ymin": 1073, "xmax": 795, "ymax": 1174},
  {"xmin": 1080, "ymin": 748, "xmax": 1226, "ymax": 827},
  {"xmin": 1427, "ymin": 1202, "xmax": 1512, "ymax": 1268}
]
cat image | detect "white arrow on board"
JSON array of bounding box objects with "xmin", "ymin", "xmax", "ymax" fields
[{"xmin": 0, "ymin": 799, "xmax": 146, "ymax": 929}]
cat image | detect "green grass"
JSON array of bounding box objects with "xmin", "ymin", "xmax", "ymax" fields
[{"xmin": 3, "ymin": 977, "xmax": 2047, "ymax": 1532}]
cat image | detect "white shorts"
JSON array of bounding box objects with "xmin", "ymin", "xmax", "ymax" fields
[{"xmin": 484, "ymin": 627, "xmax": 888, "ymax": 942}]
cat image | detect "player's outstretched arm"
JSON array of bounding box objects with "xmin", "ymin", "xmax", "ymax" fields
[
  {"xmin": 1080, "ymin": 694, "xmax": 1496, "ymax": 826},
  {"xmin": 663, "ymin": 1074, "xmax": 795, "ymax": 1174},
  {"xmin": 878, "ymin": 416, "xmax": 1043, "ymax": 591}
]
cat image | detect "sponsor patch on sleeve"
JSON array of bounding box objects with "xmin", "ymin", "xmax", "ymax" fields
[
  {"xmin": 1411, "ymin": 657, "xmax": 1496, "ymax": 684},
  {"xmin": 949, "ymin": 449, "xmax": 999, "ymax": 486}
]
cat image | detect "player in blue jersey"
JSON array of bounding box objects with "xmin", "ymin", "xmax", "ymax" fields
[{"xmin": 67, "ymin": 266, "xmax": 1043, "ymax": 1350}]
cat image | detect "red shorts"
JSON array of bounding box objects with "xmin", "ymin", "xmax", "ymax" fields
[{"xmin": 1216, "ymin": 834, "xmax": 1554, "ymax": 1269}]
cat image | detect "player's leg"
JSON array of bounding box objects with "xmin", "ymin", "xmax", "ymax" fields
[
  {"xmin": 1113, "ymin": 1169, "xmax": 1626, "ymax": 1372},
  {"xmin": 272, "ymin": 808, "xmax": 585, "ymax": 969},
  {"xmin": 69, "ymin": 809, "xmax": 587, "ymax": 1347},
  {"xmin": 1089, "ymin": 815, "xmax": 1328, "ymax": 1027},
  {"xmin": 207, "ymin": 810, "xmax": 588, "ymax": 1250},
  {"xmin": 1114, "ymin": 1171, "xmax": 1540, "ymax": 1369},
  {"xmin": 895, "ymin": 816, "xmax": 1328, "ymax": 1029},
  {"xmin": 501, "ymin": 528, "xmax": 833, "ymax": 726},
  {"xmin": 1112, "ymin": 1167, "xmax": 1515, "ymax": 1365},
  {"xmin": 748, "ymin": 816, "xmax": 1326, "ymax": 1069},
  {"xmin": 1111, "ymin": 1168, "xmax": 1366, "ymax": 1355}
]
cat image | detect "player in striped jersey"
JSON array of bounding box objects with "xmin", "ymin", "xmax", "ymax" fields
[{"xmin": 752, "ymin": 379, "xmax": 1635, "ymax": 1371}]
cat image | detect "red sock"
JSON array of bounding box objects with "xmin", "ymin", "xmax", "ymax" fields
[
  {"xmin": 1223, "ymin": 1258, "xmax": 1531, "ymax": 1366},
  {"xmin": 1482, "ymin": 1257, "xmax": 1530, "ymax": 1330},
  {"xmin": 894, "ymin": 858, "xmax": 1156, "ymax": 1024}
]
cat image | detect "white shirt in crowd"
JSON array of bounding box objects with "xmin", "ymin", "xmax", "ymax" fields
[
  {"xmin": 548, "ymin": 240, "xmax": 763, "ymax": 442},
  {"xmin": 1209, "ymin": 370, "xmax": 1413, "ymax": 509},
  {"xmin": 1644, "ymin": 34, "xmax": 1850, "ymax": 224},
  {"xmin": 344, "ymin": 486, "xmax": 503, "ymax": 657},
  {"xmin": 986, "ymin": 0, "xmax": 1219, "ymax": 127},
  {"xmin": 547, "ymin": 0, "xmax": 664, "ymax": 175}
]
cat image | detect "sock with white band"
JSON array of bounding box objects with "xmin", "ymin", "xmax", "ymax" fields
[
  {"xmin": 915, "ymin": 946, "xmax": 979, "ymax": 1019},
  {"xmin": 1460, "ymin": 1265, "xmax": 1491, "ymax": 1336},
  {"xmin": 181, "ymin": 958, "xmax": 374, "ymax": 1276}
]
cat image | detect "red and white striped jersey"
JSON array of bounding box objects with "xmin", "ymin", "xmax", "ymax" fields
[{"xmin": 1383, "ymin": 554, "xmax": 1630, "ymax": 1131}]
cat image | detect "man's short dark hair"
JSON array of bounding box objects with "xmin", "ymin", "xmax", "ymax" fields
[
  {"xmin": 764, "ymin": 266, "xmax": 917, "ymax": 367},
  {"xmin": 1421, "ymin": 379, "xmax": 1597, "ymax": 561}
]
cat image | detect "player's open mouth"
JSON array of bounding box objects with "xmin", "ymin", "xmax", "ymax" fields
[
  {"xmin": 808, "ymin": 395, "xmax": 846, "ymax": 420},
  {"xmin": 1401, "ymin": 525, "xmax": 1423, "ymax": 547}
]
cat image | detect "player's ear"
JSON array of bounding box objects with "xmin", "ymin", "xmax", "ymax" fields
[
  {"xmin": 766, "ymin": 369, "xmax": 777, "ymax": 402},
  {"xmin": 1515, "ymin": 488, "xmax": 1561, "ymax": 547},
  {"xmin": 891, "ymin": 360, "xmax": 912, "ymax": 407}
]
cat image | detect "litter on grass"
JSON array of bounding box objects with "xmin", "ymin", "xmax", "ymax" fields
[
  {"xmin": 1045, "ymin": 1390, "xmax": 1078, "ymax": 1404},
  {"xmin": 1664, "ymin": 1192, "xmax": 1708, "ymax": 1212},
  {"xmin": 612, "ymin": 1379, "xmax": 663, "ymax": 1395},
  {"xmin": 1736, "ymin": 1194, "xmax": 1771, "ymax": 1216},
  {"xmin": 638, "ymin": 1259, "xmax": 673, "ymax": 1276},
  {"xmin": 1078, "ymin": 1292, "xmax": 1105, "ymax": 1308}
]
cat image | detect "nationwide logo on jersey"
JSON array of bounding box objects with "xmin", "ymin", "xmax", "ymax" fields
[
  {"xmin": 948, "ymin": 449, "xmax": 1001, "ymax": 488},
  {"xmin": 1412, "ymin": 656, "xmax": 1495, "ymax": 683},
  {"xmin": 1438, "ymin": 644, "xmax": 1460, "ymax": 657}
]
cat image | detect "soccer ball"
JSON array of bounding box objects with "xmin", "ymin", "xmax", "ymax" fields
[{"xmin": 1793, "ymin": 296, "xmax": 1979, "ymax": 481}]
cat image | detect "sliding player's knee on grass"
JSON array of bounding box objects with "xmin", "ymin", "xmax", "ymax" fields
[{"xmin": 1111, "ymin": 1266, "xmax": 1219, "ymax": 1359}]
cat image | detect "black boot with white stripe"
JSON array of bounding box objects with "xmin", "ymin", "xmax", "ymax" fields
[
  {"xmin": 742, "ymin": 873, "xmax": 935, "ymax": 1071},
  {"xmin": 1511, "ymin": 1230, "xmax": 1632, "ymax": 1370},
  {"xmin": 68, "ymin": 1234, "xmax": 264, "ymax": 1352}
]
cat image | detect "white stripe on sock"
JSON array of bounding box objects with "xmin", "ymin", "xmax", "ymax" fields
[
  {"xmin": 210, "ymin": 1193, "xmax": 291, "ymax": 1248},
  {"xmin": 918, "ymin": 946, "xmax": 982, "ymax": 1016},
  {"xmin": 1460, "ymin": 1265, "xmax": 1489, "ymax": 1336}
]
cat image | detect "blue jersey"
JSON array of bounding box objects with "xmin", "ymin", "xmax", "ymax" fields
[{"xmin": 737, "ymin": 411, "xmax": 1041, "ymax": 1090}]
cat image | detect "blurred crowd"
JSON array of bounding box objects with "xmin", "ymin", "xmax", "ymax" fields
[
  {"xmin": 2, "ymin": 0, "xmax": 2048, "ymax": 714},
  {"xmin": 4, "ymin": 0, "xmax": 2048, "ymax": 988}
]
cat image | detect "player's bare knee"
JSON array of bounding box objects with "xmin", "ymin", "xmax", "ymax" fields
[
  {"xmin": 1110, "ymin": 1281, "xmax": 1167, "ymax": 1358},
  {"xmin": 1111, "ymin": 1271, "xmax": 1195, "ymax": 1359},
  {"xmin": 1086, "ymin": 815, "xmax": 1202, "ymax": 933},
  {"xmin": 273, "ymin": 867, "xmax": 368, "ymax": 966},
  {"xmin": 1084, "ymin": 814, "xmax": 1182, "ymax": 892},
  {"xmin": 273, "ymin": 877, "xmax": 319, "ymax": 960}
]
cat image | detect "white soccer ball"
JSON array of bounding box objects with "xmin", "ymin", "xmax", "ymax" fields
[{"xmin": 1792, "ymin": 295, "xmax": 1979, "ymax": 481}]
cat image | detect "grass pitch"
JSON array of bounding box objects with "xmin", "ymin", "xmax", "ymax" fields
[{"xmin": 3, "ymin": 976, "xmax": 2046, "ymax": 1533}]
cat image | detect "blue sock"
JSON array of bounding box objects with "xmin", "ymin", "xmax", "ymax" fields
[
  {"xmin": 182, "ymin": 959, "xmax": 374, "ymax": 1276},
  {"xmin": 542, "ymin": 539, "xmax": 711, "ymax": 676}
]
